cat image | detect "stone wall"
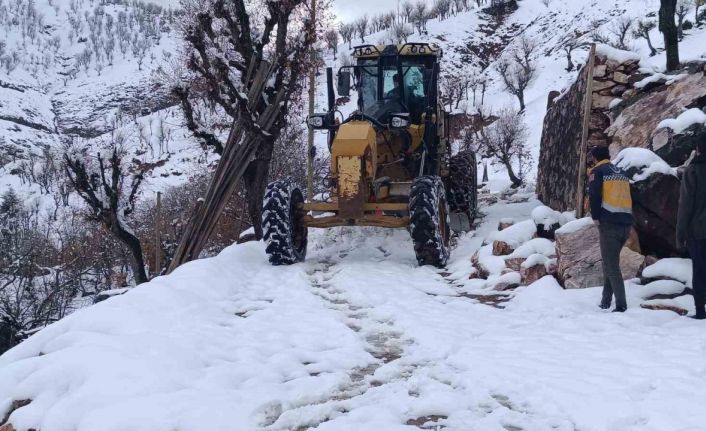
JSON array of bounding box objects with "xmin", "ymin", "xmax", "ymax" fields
[{"xmin": 536, "ymin": 63, "xmax": 589, "ymax": 211}]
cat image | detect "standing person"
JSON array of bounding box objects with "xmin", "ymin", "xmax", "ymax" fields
[
  {"xmin": 676, "ymin": 138, "xmax": 706, "ymax": 320},
  {"xmin": 588, "ymin": 146, "xmax": 634, "ymax": 312}
]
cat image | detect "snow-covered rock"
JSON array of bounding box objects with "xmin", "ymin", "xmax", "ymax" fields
[
  {"xmin": 642, "ymin": 258, "xmax": 693, "ymax": 287},
  {"xmin": 657, "ymin": 108, "xmax": 706, "ymax": 134},
  {"xmin": 613, "ymin": 147, "xmax": 677, "ymax": 182}
]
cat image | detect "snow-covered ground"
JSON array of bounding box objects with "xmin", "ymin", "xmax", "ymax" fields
[{"xmin": 2, "ymin": 196, "xmax": 706, "ymax": 431}]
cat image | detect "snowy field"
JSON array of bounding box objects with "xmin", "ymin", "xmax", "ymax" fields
[{"xmin": 2, "ymin": 197, "xmax": 706, "ymax": 431}]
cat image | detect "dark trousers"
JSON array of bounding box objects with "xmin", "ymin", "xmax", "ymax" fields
[
  {"xmin": 688, "ymin": 240, "xmax": 706, "ymax": 314},
  {"xmin": 599, "ymin": 223, "xmax": 631, "ymax": 309}
]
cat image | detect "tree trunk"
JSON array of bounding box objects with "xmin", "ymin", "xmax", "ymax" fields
[
  {"xmin": 659, "ymin": 0, "xmax": 680, "ymax": 71},
  {"xmin": 517, "ymin": 91, "xmax": 526, "ymax": 111},
  {"xmin": 565, "ymin": 49, "xmax": 574, "ymax": 72},
  {"xmin": 243, "ymin": 139, "xmax": 274, "ymax": 240},
  {"xmin": 502, "ymin": 158, "xmax": 523, "ymax": 188},
  {"xmin": 646, "ymin": 34, "xmax": 657, "ymax": 56},
  {"xmin": 112, "ymin": 217, "xmax": 148, "ymax": 285}
]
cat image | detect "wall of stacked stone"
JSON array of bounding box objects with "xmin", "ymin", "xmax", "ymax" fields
[{"xmin": 536, "ymin": 63, "xmax": 589, "ymax": 212}]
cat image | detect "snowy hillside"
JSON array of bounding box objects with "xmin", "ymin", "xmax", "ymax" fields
[
  {"xmin": 3, "ymin": 194, "xmax": 706, "ymax": 430},
  {"xmin": 0, "ymin": 0, "xmax": 211, "ymax": 210},
  {"xmin": 314, "ymin": 0, "xmax": 706, "ymax": 188}
]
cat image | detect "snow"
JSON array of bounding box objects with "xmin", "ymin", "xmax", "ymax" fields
[
  {"xmin": 613, "ymin": 147, "xmax": 678, "ymax": 182},
  {"xmin": 642, "ymin": 258, "xmax": 693, "ymax": 287},
  {"xmin": 521, "ymin": 253, "xmax": 552, "ymax": 269},
  {"xmin": 530, "ymin": 205, "xmax": 561, "ymax": 227},
  {"xmin": 634, "ymin": 72, "xmax": 688, "ymax": 89},
  {"xmin": 657, "ymin": 108, "xmax": 706, "ymax": 134},
  {"xmin": 595, "ymin": 44, "xmax": 641, "ymax": 63},
  {"xmin": 555, "ymin": 217, "xmax": 593, "ymax": 235},
  {"xmin": 486, "ymin": 219, "xmax": 537, "ymax": 247},
  {"xmin": 608, "ymin": 98, "xmax": 623, "ymax": 109},
  {"xmin": 3, "ymin": 196, "xmax": 706, "ymax": 430},
  {"xmin": 507, "ymin": 238, "xmax": 556, "ymax": 259}
]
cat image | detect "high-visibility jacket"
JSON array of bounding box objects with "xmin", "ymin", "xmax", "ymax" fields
[{"xmin": 588, "ymin": 159, "xmax": 634, "ymax": 225}]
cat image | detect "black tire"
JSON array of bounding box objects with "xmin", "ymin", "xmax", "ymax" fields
[
  {"xmin": 262, "ymin": 179, "xmax": 308, "ymax": 265},
  {"xmin": 409, "ymin": 175, "xmax": 451, "ymax": 268},
  {"xmin": 447, "ymin": 150, "xmax": 478, "ymax": 229}
]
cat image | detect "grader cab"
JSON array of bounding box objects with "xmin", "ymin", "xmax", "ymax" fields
[{"xmin": 263, "ymin": 43, "xmax": 478, "ymax": 267}]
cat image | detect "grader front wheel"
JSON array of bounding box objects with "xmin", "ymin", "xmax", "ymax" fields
[
  {"xmin": 409, "ymin": 176, "xmax": 451, "ymax": 268},
  {"xmin": 262, "ymin": 180, "xmax": 308, "ymax": 265}
]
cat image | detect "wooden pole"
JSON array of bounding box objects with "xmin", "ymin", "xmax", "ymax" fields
[
  {"xmin": 575, "ymin": 43, "xmax": 596, "ymax": 219},
  {"xmin": 155, "ymin": 191, "xmax": 162, "ymax": 276},
  {"xmin": 306, "ymin": 0, "xmax": 317, "ymax": 200}
]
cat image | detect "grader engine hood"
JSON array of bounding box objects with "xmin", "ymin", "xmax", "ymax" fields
[{"xmin": 331, "ymin": 121, "xmax": 377, "ymax": 219}]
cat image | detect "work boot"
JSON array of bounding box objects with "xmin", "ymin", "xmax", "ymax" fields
[
  {"xmin": 599, "ymin": 302, "xmax": 610, "ymax": 310},
  {"xmin": 612, "ymin": 306, "xmax": 627, "ymax": 313},
  {"xmin": 690, "ymin": 309, "xmax": 706, "ymax": 320}
]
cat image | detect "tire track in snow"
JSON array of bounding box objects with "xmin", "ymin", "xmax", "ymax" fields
[{"xmin": 266, "ymin": 253, "xmax": 418, "ymax": 430}]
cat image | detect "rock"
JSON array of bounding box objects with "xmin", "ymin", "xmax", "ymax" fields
[
  {"xmin": 593, "ymin": 64, "xmax": 607, "ymax": 77},
  {"xmin": 611, "ymin": 85, "xmax": 628, "ymax": 96},
  {"xmin": 625, "ymin": 227, "xmax": 641, "ymax": 254},
  {"xmin": 536, "ymin": 222, "xmax": 561, "ymax": 240},
  {"xmin": 546, "ymin": 260, "xmax": 558, "ymax": 276},
  {"xmin": 613, "ymin": 71, "xmax": 629, "ymax": 84},
  {"xmin": 592, "ymin": 79, "xmax": 615, "ymax": 92},
  {"xmin": 493, "ymin": 281, "xmax": 520, "ymax": 291},
  {"xmin": 505, "ymin": 257, "xmax": 525, "ymax": 272},
  {"xmin": 640, "ymin": 303, "xmax": 688, "ymax": 316},
  {"xmin": 593, "ymin": 94, "xmax": 618, "ymax": 109},
  {"xmin": 556, "ymin": 223, "xmax": 645, "ymax": 289},
  {"xmin": 622, "ymin": 88, "xmax": 638, "ymax": 99},
  {"xmin": 631, "ymin": 173, "xmax": 681, "ymax": 257},
  {"xmin": 498, "ymin": 220, "xmax": 514, "ymax": 230},
  {"xmin": 547, "ymin": 90, "xmax": 561, "ymax": 108},
  {"xmin": 492, "ymin": 240, "xmax": 514, "ymax": 256},
  {"xmin": 0, "ymin": 424, "xmax": 15, "ymax": 431},
  {"xmin": 651, "ymin": 123, "xmax": 706, "ymax": 167},
  {"xmin": 520, "ymin": 263, "xmax": 548, "ymax": 285},
  {"xmin": 606, "ymin": 72, "xmax": 706, "ymax": 152},
  {"xmin": 236, "ymin": 232, "xmax": 258, "ymax": 244}
]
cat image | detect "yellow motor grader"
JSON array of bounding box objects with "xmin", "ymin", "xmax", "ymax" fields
[{"xmin": 263, "ymin": 43, "xmax": 477, "ymax": 267}]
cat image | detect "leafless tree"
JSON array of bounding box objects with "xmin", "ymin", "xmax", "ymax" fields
[
  {"xmin": 168, "ymin": 0, "xmax": 316, "ymax": 270},
  {"xmin": 325, "ymin": 29, "xmax": 338, "ymax": 60},
  {"xmin": 633, "ymin": 20, "xmax": 658, "ymax": 56},
  {"xmin": 660, "ymin": 0, "xmax": 680, "ymax": 71},
  {"xmin": 340, "ymin": 22, "xmax": 354, "ymax": 49},
  {"xmin": 402, "ymin": 0, "xmax": 414, "ymax": 22},
  {"xmin": 477, "ymin": 107, "xmax": 530, "ymax": 188},
  {"xmin": 390, "ymin": 21, "xmax": 413, "ymax": 43},
  {"xmin": 676, "ymin": 0, "xmax": 692, "ymax": 40},
  {"xmin": 609, "ymin": 16, "xmax": 634, "ymax": 50},
  {"xmin": 63, "ymin": 147, "xmax": 149, "ymax": 285},
  {"xmin": 558, "ymin": 30, "xmax": 588, "ymax": 72},
  {"xmin": 496, "ymin": 36, "xmax": 537, "ymax": 111},
  {"xmin": 697, "ymin": 0, "xmax": 705, "ymax": 24},
  {"xmin": 356, "ymin": 15, "xmax": 369, "ymax": 43}
]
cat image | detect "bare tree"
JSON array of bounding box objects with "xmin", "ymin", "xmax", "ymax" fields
[
  {"xmin": 389, "ymin": 21, "xmax": 413, "ymax": 43},
  {"xmin": 325, "ymin": 29, "xmax": 338, "ymax": 60},
  {"xmin": 676, "ymin": 0, "xmax": 692, "ymax": 40},
  {"xmin": 414, "ymin": 1, "xmax": 428, "ymax": 32},
  {"xmin": 355, "ymin": 14, "xmax": 369, "ymax": 43},
  {"xmin": 609, "ymin": 16, "xmax": 634, "ymax": 50},
  {"xmin": 659, "ymin": 0, "xmax": 680, "ymax": 71},
  {"xmin": 339, "ymin": 22, "xmax": 354, "ymax": 49},
  {"xmin": 168, "ymin": 0, "xmax": 316, "ymax": 270},
  {"xmin": 633, "ymin": 20, "xmax": 658, "ymax": 56},
  {"xmin": 477, "ymin": 107, "xmax": 529, "ymax": 188},
  {"xmin": 697, "ymin": 0, "xmax": 705, "ymax": 24},
  {"xmin": 63, "ymin": 148, "xmax": 149, "ymax": 285},
  {"xmin": 401, "ymin": 0, "xmax": 414, "ymax": 22},
  {"xmin": 558, "ymin": 31, "xmax": 588, "ymax": 72},
  {"xmin": 496, "ymin": 36, "xmax": 537, "ymax": 111}
]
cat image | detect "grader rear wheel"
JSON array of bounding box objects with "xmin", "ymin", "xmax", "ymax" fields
[
  {"xmin": 409, "ymin": 176, "xmax": 451, "ymax": 268},
  {"xmin": 447, "ymin": 150, "xmax": 478, "ymax": 232}
]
